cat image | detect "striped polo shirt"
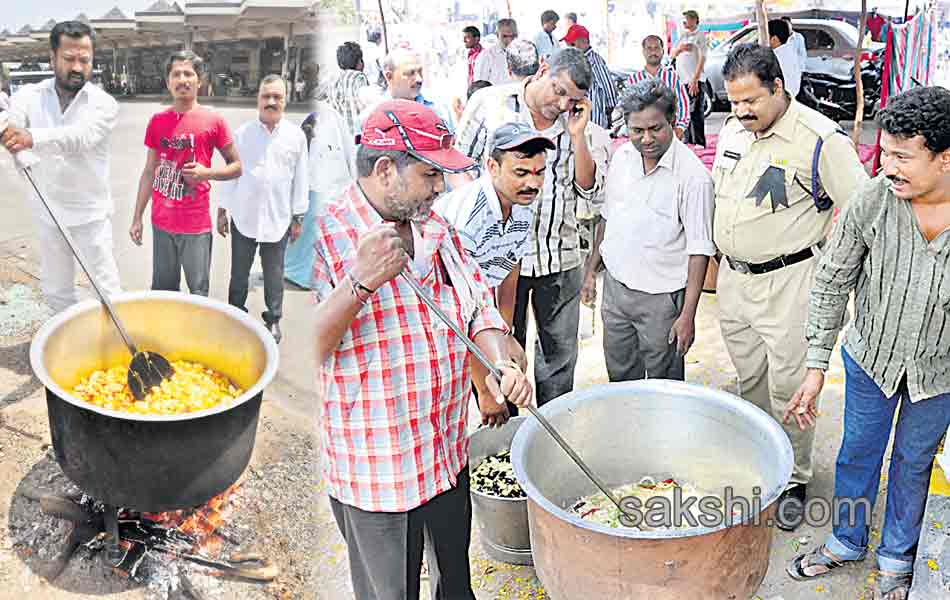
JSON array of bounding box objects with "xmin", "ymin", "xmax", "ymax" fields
[
  {"xmin": 434, "ymin": 175, "xmax": 535, "ymax": 288},
  {"xmin": 806, "ymin": 174, "xmax": 950, "ymax": 401}
]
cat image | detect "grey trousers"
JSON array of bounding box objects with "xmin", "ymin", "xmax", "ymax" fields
[
  {"xmin": 151, "ymin": 226, "xmax": 212, "ymax": 296},
  {"xmin": 328, "ymin": 467, "xmax": 476, "ymax": 600},
  {"xmin": 227, "ymin": 220, "xmax": 289, "ymax": 324},
  {"xmin": 512, "ymin": 266, "xmax": 583, "ymax": 407},
  {"xmin": 601, "ymin": 270, "xmax": 686, "ymax": 381}
]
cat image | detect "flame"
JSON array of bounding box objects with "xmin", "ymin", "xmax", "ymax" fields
[{"xmin": 140, "ymin": 482, "xmax": 241, "ymax": 553}]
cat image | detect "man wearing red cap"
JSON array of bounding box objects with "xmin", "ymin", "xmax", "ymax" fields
[
  {"xmin": 562, "ymin": 24, "xmax": 618, "ymax": 131},
  {"xmin": 312, "ymin": 99, "xmax": 533, "ymax": 600}
]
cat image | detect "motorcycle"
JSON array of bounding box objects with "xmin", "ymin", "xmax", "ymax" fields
[{"xmin": 798, "ymin": 56, "xmax": 883, "ymax": 122}]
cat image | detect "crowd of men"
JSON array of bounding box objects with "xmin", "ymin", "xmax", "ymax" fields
[
  {"xmin": 2, "ymin": 21, "xmax": 312, "ymax": 343},
  {"xmin": 3, "ymin": 5, "xmax": 949, "ymax": 600}
]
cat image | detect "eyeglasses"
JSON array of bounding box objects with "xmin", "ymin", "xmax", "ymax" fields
[{"xmin": 383, "ymin": 110, "xmax": 455, "ymax": 150}]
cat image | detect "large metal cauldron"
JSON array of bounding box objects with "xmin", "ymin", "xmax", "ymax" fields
[
  {"xmin": 30, "ymin": 291, "xmax": 279, "ymax": 512},
  {"xmin": 510, "ymin": 380, "xmax": 794, "ymax": 600}
]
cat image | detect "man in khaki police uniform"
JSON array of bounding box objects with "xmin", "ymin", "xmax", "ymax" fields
[{"xmin": 712, "ymin": 43, "xmax": 868, "ymax": 531}]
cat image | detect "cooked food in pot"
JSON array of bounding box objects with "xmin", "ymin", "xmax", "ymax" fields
[
  {"xmin": 569, "ymin": 475, "xmax": 730, "ymax": 530},
  {"xmin": 472, "ymin": 450, "xmax": 525, "ymax": 498},
  {"xmin": 71, "ymin": 360, "xmax": 242, "ymax": 415}
]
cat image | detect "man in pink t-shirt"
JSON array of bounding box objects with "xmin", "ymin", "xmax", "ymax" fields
[{"xmin": 130, "ymin": 50, "xmax": 242, "ymax": 296}]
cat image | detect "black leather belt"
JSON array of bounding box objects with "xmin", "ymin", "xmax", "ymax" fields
[{"xmin": 725, "ymin": 245, "xmax": 820, "ymax": 275}]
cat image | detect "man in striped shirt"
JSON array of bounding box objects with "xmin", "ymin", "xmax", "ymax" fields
[
  {"xmin": 454, "ymin": 47, "xmax": 611, "ymax": 406},
  {"xmin": 627, "ymin": 34, "xmax": 690, "ymax": 139},
  {"xmin": 785, "ymin": 86, "xmax": 950, "ymax": 600},
  {"xmin": 562, "ymin": 24, "xmax": 619, "ymax": 131},
  {"xmin": 436, "ymin": 122, "xmax": 554, "ymax": 422},
  {"xmin": 327, "ymin": 41, "xmax": 370, "ymax": 138},
  {"xmin": 313, "ymin": 100, "xmax": 533, "ymax": 600}
]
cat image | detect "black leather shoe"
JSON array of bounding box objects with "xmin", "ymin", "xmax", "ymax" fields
[
  {"xmin": 267, "ymin": 321, "xmax": 282, "ymax": 344},
  {"xmin": 775, "ymin": 484, "xmax": 807, "ymax": 531}
]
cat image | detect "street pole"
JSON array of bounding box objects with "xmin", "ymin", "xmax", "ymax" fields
[{"xmin": 378, "ymin": 0, "xmax": 389, "ymax": 53}]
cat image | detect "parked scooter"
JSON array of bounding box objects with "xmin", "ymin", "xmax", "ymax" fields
[{"xmin": 798, "ymin": 57, "xmax": 883, "ymax": 122}]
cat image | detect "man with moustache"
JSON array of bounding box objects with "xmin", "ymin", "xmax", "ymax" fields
[
  {"xmin": 712, "ymin": 43, "xmax": 868, "ymax": 531},
  {"xmin": 130, "ymin": 50, "xmax": 242, "ymax": 296},
  {"xmin": 435, "ymin": 122, "xmax": 553, "ymax": 422},
  {"xmin": 217, "ymin": 75, "xmax": 309, "ymax": 343},
  {"xmin": 1, "ymin": 21, "xmax": 122, "ymax": 313},
  {"xmin": 626, "ymin": 34, "xmax": 690, "ymax": 140},
  {"xmin": 582, "ymin": 79, "xmax": 714, "ymax": 382},
  {"xmin": 784, "ymin": 86, "xmax": 950, "ymax": 600},
  {"xmin": 312, "ymin": 99, "xmax": 533, "ymax": 600},
  {"xmin": 454, "ymin": 47, "xmax": 611, "ymax": 407},
  {"xmin": 357, "ymin": 48, "xmax": 454, "ymax": 132}
]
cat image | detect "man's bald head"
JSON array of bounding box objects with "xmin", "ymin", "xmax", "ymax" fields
[{"xmin": 382, "ymin": 48, "xmax": 424, "ymax": 100}]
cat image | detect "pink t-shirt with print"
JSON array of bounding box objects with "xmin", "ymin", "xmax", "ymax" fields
[{"xmin": 144, "ymin": 107, "xmax": 233, "ymax": 234}]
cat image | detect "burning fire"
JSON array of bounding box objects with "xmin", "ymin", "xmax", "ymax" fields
[{"xmin": 139, "ymin": 482, "xmax": 241, "ymax": 554}]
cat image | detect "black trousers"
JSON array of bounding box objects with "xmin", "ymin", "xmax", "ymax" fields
[
  {"xmin": 685, "ymin": 85, "xmax": 706, "ymax": 147},
  {"xmin": 329, "ymin": 467, "xmax": 476, "ymax": 600},
  {"xmin": 227, "ymin": 220, "xmax": 290, "ymax": 324}
]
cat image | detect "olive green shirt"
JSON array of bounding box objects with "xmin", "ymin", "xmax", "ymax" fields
[
  {"xmin": 712, "ymin": 100, "xmax": 869, "ymax": 263},
  {"xmin": 806, "ymin": 174, "xmax": 950, "ymax": 402}
]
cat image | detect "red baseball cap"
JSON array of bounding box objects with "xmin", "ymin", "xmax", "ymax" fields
[
  {"xmin": 561, "ymin": 24, "xmax": 590, "ymax": 43},
  {"xmin": 360, "ymin": 99, "xmax": 475, "ymax": 174}
]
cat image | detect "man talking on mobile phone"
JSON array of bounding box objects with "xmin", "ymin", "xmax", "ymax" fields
[{"xmin": 454, "ymin": 47, "xmax": 612, "ymax": 408}]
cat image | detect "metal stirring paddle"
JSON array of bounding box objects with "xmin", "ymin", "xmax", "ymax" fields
[
  {"xmin": 398, "ymin": 271, "xmax": 636, "ymax": 524},
  {"xmin": 19, "ymin": 166, "xmax": 174, "ymax": 401}
]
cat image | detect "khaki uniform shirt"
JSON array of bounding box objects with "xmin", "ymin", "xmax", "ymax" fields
[{"xmin": 712, "ymin": 100, "xmax": 868, "ymax": 263}]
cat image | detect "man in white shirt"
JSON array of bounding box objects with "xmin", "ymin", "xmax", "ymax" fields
[
  {"xmin": 533, "ymin": 10, "xmax": 559, "ymax": 61},
  {"xmin": 582, "ymin": 79, "xmax": 715, "ymax": 381},
  {"xmin": 475, "ymin": 19, "xmax": 518, "ymax": 86},
  {"xmin": 782, "ymin": 17, "xmax": 808, "ymax": 70},
  {"xmin": 217, "ymin": 75, "xmax": 309, "ymax": 343},
  {"xmin": 284, "ymin": 100, "xmax": 355, "ymax": 289},
  {"xmin": 435, "ymin": 122, "xmax": 553, "ymax": 422},
  {"xmin": 768, "ymin": 19, "xmax": 802, "ymax": 97},
  {"xmin": 671, "ymin": 9, "xmax": 708, "ymax": 146},
  {"xmin": 1, "ymin": 21, "xmax": 122, "ymax": 313}
]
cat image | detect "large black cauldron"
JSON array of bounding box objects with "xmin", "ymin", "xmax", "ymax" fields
[{"xmin": 30, "ymin": 292, "xmax": 279, "ymax": 512}]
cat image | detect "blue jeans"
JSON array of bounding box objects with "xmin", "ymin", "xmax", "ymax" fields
[{"xmin": 825, "ymin": 347, "xmax": 950, "ymax": 574}]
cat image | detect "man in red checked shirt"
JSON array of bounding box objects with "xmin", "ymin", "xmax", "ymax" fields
[
  {"xmin": 312, "ymin": 99, "xmax": 533, "ymax": 600},
  {"xmin": 130, "ymin": 50, "xmax": 242, "ymax": 296}
]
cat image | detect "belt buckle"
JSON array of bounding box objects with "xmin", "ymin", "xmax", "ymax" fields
[{"xmin": 727, "ymin": 256, "xmax": 751, "ymax": 275}]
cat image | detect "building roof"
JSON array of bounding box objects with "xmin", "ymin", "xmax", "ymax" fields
[{"xmin": 100, "ymin": 7, "xmax": 129, "ymax": 20}]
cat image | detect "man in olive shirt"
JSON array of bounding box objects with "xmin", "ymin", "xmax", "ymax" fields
[
  {"xmin": 784, "ymin": 86, "xmax": 950, "ymax": 600},
  {"xmin": 711, "ymin": 43, "xmax": 868, "ymax": 530}
]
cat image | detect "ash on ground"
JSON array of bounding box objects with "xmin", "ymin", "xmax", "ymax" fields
[
  {"xmin": 6, "ymin": 422, "xmax": 319, "ymax": 600},
  {"xmin": 0, "ymin": 284, "xmax": 51, "ymax": 338}
]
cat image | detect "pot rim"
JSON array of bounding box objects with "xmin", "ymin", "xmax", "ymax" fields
[
  {"xmin": 29, "ymin": 291, "xmax": 280, "ymax": 423},
  {"xmin": 509, "ymin": 379, "xmax": 794, "ymax": 539}
]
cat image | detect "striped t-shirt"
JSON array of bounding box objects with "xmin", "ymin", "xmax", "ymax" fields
[
  {"xmin": 434, "ymin": 175, "xmax": 535, "ymax": 288},
  {"xmin": 806, "ymin": 174, "xmax": 950, "ymax": 401}
]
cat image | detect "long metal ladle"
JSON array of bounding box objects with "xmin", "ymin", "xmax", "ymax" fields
[
  {"xmin": 19, "ymin": 165, "xmax": 174, "ymax": 400},
  {"xmin": 399, "ymin": 271, "xmax": 635, "ymax": 523}
]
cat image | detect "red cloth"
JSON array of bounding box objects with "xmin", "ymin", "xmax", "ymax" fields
[
  {"xmin": 467, "ymin": 45, "xmax": 483, "ymax": 85},
  {"xmin": 867, "ymin": 14, "xmax": 887, "ymax": 41},
  {"xmin": 144, "ymin": 107, "xmax": 234, "ymax": 234}
]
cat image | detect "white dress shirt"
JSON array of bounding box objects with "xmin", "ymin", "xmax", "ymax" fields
[
  {"xmin": 774, "ymin": 43, "xmax": 802, "ymax": 97},
  {"xmin": 473, "ymin": 44, "xmax": 512, "ymax": 86},
  {"xmin": 533, "ymin": 30, "xmax": 557, "ymax": 60},
  {"xmin": 601, "ymin": 139, "xmax": 716, "ymax": 294},
  {"xmin": 219, "ymin": 117, "xmax": 309, "ymax": 243},
  {"xmin": 790, "ymin": 31, "xmax": 808, "ymax": 68},
  {"xmin": 309, "ymin": 101, "xmax": 355, "ymax": 199},
  {"xmin": 7, "ymin": 78, "xmax": 118, "ymax": 227}
]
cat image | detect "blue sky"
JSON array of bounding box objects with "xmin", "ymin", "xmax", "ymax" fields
[{"xmin": 2, "ymin": 1, "xmax": 144, "ymax": 33}]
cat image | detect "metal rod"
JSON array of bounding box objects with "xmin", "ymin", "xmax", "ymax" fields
[
  {"xmin": 21, "ymin": 167, "xmax": 138, "ymax": 356},
  {"xmin": 398, "ymin": 271, "xmax": 632, "ymax": 521}
]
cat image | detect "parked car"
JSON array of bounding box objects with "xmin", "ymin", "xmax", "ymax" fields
[{"xmin": 704, "ymin": 18, "xmax": 885, "ymax": 117}]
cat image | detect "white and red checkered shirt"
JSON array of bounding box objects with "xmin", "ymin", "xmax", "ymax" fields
[{"xmin": 312, "ymin": 183, "xmax": 509, "ymax": 512}]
